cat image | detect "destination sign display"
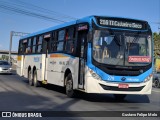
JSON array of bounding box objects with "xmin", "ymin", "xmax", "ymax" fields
[
  {"xmin": 96, "ymin": 17, "xmax": 147, "ymax": 30},
  {"xmin": 78, "ymin": 24, "xmax": 88, "ymax": 31}
]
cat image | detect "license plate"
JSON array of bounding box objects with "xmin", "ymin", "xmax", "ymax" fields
[{"xmin": 118, "ymin": 84, "xmax": 129, "ymax": 88}]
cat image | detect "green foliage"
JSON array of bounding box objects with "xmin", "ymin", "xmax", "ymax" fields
[
  {"xmin": 153, "ymin": 32, "xmax": 160, "ymax": 58},
  {"xmin": 0, "ymin": 55, "xmax": 9, "ymax": 61}
]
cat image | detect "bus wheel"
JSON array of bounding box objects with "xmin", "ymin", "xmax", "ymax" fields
[
  {"xmin": 154, "ymin": 79, "xmax": 160, "ymax": 88},
  {"xmin": 33, "ymin": 70, "xmax": 41, "ymax": 87},
  {"xmin": 28, "ymin": 70, "xmax": 33, "ymax": 86},
  {"xmin": 114, "ymin": 94, "xmax": 126, "ymax": 101},
  {"xmin": 65, "ymin": 73, "xmax": 75, "ymax": 98}
]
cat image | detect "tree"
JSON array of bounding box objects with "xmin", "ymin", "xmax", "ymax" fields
[{"xmin": 153, "ymin": 32, "xmax": 160, "ymax": 58}]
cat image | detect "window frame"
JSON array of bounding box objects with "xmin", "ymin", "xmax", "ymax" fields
[
  {"xmin": 18, "ymin": 23, "xmax": 89, "ymax": 56},
  {"xmin": 32, "ymin": 37, "xmax": 37, "ymax": 54},
  {"xmin": 49, "ymin": 25, "xmax": 77, "ymax": 54},
  {"xmin": 37, "ymin": 35, "xmax": 43, "ymax": 54},
  {"xmin": 64, "ymin": 27, "xmax": 76, "ymax": 54},
  {"xmin": 26, "ymin": 38, "xmax": 32, "ymax": 54},
  {"xmin": 56, "ymin": 29, "xmax": 66, "ymax": 51}
]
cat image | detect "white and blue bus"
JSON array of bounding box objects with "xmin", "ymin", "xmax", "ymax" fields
[{"xmin": 17, "ymin": 16, "xmax": 153, "ymax": 100}]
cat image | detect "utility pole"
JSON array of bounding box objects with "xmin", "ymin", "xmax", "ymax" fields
[
  {"xmin": 158, "ymin": 0, "xmax": 160, "ymax": 33},
  {"xmin": 9, "ymin": 31, "xmax": 29, "ymax": 63}
]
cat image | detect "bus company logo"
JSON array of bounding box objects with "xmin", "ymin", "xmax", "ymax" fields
[
  {"xmin": 2, "ymin": 112, "xmax": 11, "ymax": 117},
  {"xmin": 127, "ymin": 78, "xmax": 139, "ymax": 82},
  {"xmin": 121, "ymin": 77, "xmax": 126, "ymax": 81},
  {"xmin": 50, "ymin": 61, "xmax": 56, "ymax": 64}
]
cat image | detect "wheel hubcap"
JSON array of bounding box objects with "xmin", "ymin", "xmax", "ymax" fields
[
  {"xmin": 155, "ymin": 80, "xmax": 159, "ymax": 87},
  {"xmin": 66, "ymin": 80, "xmax": 72, "ymax": 92},
  {"xmin": 34, "ymin": 74, "xmax": 36, "ymax": 84}
]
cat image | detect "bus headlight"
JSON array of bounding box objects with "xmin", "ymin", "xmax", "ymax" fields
[
  {"xmin": 89, "ymin": 69, "xmax": 102, "ymax": 81},
  {"xmin": 144, "ymin": 74, "xmax": 153, "ymax": 83}
]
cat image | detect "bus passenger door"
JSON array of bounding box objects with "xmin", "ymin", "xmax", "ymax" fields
[
  {"xmin": 22, "ymin": 43, "xmax": 27, "ymax": 76},
  {"xmin": 77, "ymin": 31, "xmax": 87, "ymax": 89},
  {"xmin": 42, "ymin": 34, "xmax": 51, "ymax": 81},
  {"xmin": 18, "ymin": 40, "xmax": 27, "ymax": 76}
]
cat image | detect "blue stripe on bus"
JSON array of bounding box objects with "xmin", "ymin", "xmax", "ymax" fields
[{"xmin": 86, "ymin": 43, "xmax": 153, "ymax": 83}]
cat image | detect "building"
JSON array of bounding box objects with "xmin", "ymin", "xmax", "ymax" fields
[{"xmin": 0, "ymin": 50, "xmax": 18, "ymax": 63}]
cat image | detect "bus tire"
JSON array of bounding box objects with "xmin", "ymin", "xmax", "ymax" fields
[
  {"xmin": 28, "ymin": 70, "xmax": 33, "ymax": 86},
  {"xmin": 65, "ymin": 73, "xmax": 75, "ymax": 98},
  {"xmin": 33, "ymin": 70, "xmax": 41, "ymax": 87},
  {"xmin": 154, "ymin": 79, "xmax": 160, "ymax": 88},
  {"xmin": 114, "ymin": 94, "xmax": 126, "ymax": 101}
]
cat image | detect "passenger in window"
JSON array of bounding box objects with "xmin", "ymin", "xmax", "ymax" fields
[
  {"xmin": 102, "ymin": 47, "xmax": 109, "ymax": 58},
  {"xmin": 70, "ymin": 44, "xmax": 74, "ymax": 53},
  {"xmin": 25, "ymin": 48, "xmax": 28, "ymax": 53},
  {"xmin": 65, "ymin": 32, "xmax": 69, "ymax": 40}
]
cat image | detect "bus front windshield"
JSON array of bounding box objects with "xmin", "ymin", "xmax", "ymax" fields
[{"xmin": 93, "ymin": 30, "xmax": 152, "ymax": 66}]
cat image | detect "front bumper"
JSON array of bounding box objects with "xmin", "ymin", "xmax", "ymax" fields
[
  {"xmin": 0, "ymin": 69, "xmax": 12, "ymax": 74},
  {"xmin": 85, "ymin": 76, "xmax": 152, "ymax": 95}
]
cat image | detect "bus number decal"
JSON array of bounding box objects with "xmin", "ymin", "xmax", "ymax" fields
[{"xmin": 107, "ymin": 75, "xmax": 114, "ymax": 81}]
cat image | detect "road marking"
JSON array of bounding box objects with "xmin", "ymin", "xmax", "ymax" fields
[{"xmin": 152, "ymin": 89, "xmax": 160, "ymax": 93}]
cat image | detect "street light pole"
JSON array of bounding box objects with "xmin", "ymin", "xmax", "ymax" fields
[
  {"xmin": 8, "ymin": 31, "xmax": 29, "ymax": 64},
  {"xmin": 9, "ymin": 31, "xmax": 13, "ymax": 63}
]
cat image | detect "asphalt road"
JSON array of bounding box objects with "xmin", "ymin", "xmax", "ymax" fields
[{"xmin": 0, "ymin": 71, "xmax": 160, "ymax": 120}]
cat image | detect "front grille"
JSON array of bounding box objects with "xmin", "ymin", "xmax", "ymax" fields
[
  {"xmin": 2, "ymin": 69, "xmax": 8, "ymax": 70},
  {"xmin": 99, "ymin": 84, "xmax": 145, "ymax": 91}
]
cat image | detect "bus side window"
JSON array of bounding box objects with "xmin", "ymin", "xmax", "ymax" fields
[
  {"xmin": 37, "ymin": 36, "xmax": 43, "ymax": 53},
  {"xmin": 57, "ymin": 30, "xmax": 65, "ymax": 51},
  {"xmin": 65, "ymin": 27, "xmax": 76, "ymax": 53},
  {"xmin": 50, "ymin": 32, "xmax": 56, "ymax": 52},
  {"xmin": 32, "ymin": 37, "xmax": 37, "ymax": 53},
  {"xmin": 27, "ymin": 38, "xmax": 32, "ymax": 54},
  {"xmin": 18, "ymin": 40, "xmax": 23, "ymax": 54}
]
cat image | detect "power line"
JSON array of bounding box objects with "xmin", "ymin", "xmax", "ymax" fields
[
  {"xmin": 0, "ymin": 0, "xmax": 77, "ymax": 23},
  {"xmin": 11, "ymin": 0, "xmax": 77, "ymax": 20},
  {"xmin": 0, "ymin": 1, "xmax": 64, "ymax": 22},
  {"xmin": 0, "ymin": 3, "xmax": 65, "ymax": 23}
]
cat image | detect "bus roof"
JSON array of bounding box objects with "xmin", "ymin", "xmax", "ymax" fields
[{"xmin": 20, "ymin": 15, "xmax": 148, "ymax": 40}]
